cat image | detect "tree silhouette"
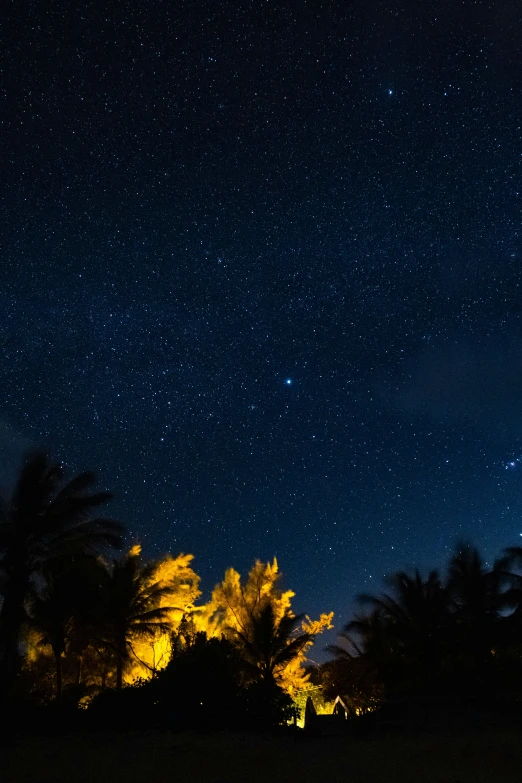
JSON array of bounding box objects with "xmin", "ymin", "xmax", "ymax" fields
[
  {"xmin": 154, "ymin": 632, "xmax": 245, "ymax": 728},
  {"xmin": 28, "ymin": 555, "xmax": 107, "ymax": 702},
  {"xmin": 329, "ymin": 544, "xmax": 522, "ymax": 709},
  {"xmin": 446, "ymin": 543, "xmax": 502, "ymax": 674},
  {"xmin": 332, "ymin": 569, "xmax": 453, "ymax": 702},
  {"xmin": 28, "ymin": 571, "xmax": 75, "ymax": 702},
  {"xmin": 0, "ymin": 452, "xmax": 123, "ymax": 699},
  {"xmin": 329, "ymin": 608, "xmax": 391, "ymax": 695}
]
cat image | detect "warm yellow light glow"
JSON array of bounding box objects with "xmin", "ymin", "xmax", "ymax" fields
[
  {"xmin": 24, "ymin": 551, "xmax": 333, "ymax": 700},
  {"xmin": 293, "ymin": 685, "xmax": 336, "ymax": 727},
  {"xmin": 124, "ymin": 552, "xmax": 202, "ymax": 683},
  {"xmin": 194, "ymin": 559, "xmax": 334, "ymax": 695}
]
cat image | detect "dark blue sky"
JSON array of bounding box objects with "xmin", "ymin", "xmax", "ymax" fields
[{"xmin": 1, "ymin": 0, "xmax": 522, "ymax": 646}]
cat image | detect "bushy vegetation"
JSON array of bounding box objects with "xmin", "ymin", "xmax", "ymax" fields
[
  {"xmin": 3, "ymin": 451, "xmax": 522, "ymax": 737},
  {"xmin": 316, "ymin": 544, "xmax": 522, "ymax": 722},
  {"xmin": 0, "ymin": 452, "xmax": 329, "ymax": 732}
]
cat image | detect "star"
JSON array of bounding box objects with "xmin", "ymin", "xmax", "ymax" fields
[{"xmin": 3, "ymin": 0, "xmax": 521, "ymax": 678}]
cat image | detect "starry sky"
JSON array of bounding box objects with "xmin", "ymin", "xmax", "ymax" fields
[{"xmin": 1, "ymin": 1, "xmax": 522, "ymax": 647}]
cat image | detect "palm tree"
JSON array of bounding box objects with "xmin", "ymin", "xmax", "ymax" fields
[
  {"xmin": 446, "ymin": 543, "xmax": 502, "ymax": 669},
  {"xmin": 99, "ymin": 546, "xmax": 180, "ymax": 689},
  {"xmin": 358, "ymin": 569, "xmax": 448, "ymax": 665},
  {"xmin": 331, "ymin": 607, "xmax": 392, "ymax": 670},
  {"xmin": 333, "ymin": 570, "xmax": 450, "ymax": 700},
  {"xmin": 29, "ymin": 572, "xmax": 74, "ymax": 702},
  {"xmin": 447, "ymin": 544, "xmax": 498, "ymax": 616},
  {"xmin": 0, "ymin": 451, "xmax": 123, "ymax": 698},
  {"xmin": 229, "ymin": 601, "xmax": 312, "ymax": 686},
  {"xmin": 28, "ymin": 556, "xmax": 107, "ymax": 701}
]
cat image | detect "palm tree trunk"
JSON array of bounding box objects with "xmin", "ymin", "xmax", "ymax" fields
[
  {"xmin": 262, "ymin": 665, "xmax": 276, "ymax": 686},
  {"xmin": 116, "ymin": 645, "xmax": 124, "ymax": 689},
  {"xmin": 114, "ymin": 632, "xmax": 128, "ymax": 689},
  {"xmin": 54, "ymin": 651, "xmax": 63, "ymax": 702},
  {"xmin": 116, "ymin": 657, "xmax": 123, "ymax": 689},
  {"xmin": 75, "ymin": 654, "xmax": 83, "ymax": 687}
]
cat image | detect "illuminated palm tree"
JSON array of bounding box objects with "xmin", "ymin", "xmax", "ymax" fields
[
  {"xmin": 0, "ymin": 452, "xmax": 123, "ymax": 698},
  {"xmin": 230, "ymin": 601, "xmax": 312, "ymax": 685},
  {"xmin": 100, "ymin": 546, "xmax": 179, "ymax": 689}
]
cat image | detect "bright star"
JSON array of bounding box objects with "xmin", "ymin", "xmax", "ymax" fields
[
  {"xmin": 285, "ymin": 378, "xmax": 292, "ymax": 385},
  {"xmin": 387, "ymin": 89, "xmax": 393, "ymax": 95}
]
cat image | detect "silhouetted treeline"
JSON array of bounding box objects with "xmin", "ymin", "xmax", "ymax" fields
[
  {"xmin": 3, "ymin": 451, "xmax": 522, "ymax": 736},
  {"xmin": 318, "ymin": 544, "xmax": 522, "ymax": 720}
]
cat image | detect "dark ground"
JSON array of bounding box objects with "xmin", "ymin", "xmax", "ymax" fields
[{"xmin": 3, "ymin": 726, "xmax": 522, "ymax": 783}]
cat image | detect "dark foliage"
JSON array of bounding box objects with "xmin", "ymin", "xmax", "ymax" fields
[
  {"xmin": 327, "ymin": 542, "xmax": 522, "ymax": 713},
  {"xmin": 155, "ymin": 630, "xmax": 298, "ymax": 729},
  {"xmin": 153, "ymin": 633, "xmax": 246, "ymax": 728},
  {"xmin": 0, "ymin": 452, "xmax": 123, "ymax": 701},
  {"xmin": 87, "ymin": 632, "xmax": 296, "ymax": 732}
]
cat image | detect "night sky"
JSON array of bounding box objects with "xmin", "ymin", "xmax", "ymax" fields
[{"xmin": 2, "ymin": 1, "xmax": 522, "ymax": 646}]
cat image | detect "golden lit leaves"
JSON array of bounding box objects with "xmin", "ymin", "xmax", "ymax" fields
[
  {"xmin": 279, "ymin": 613, "xmax": 334, "ymax": 695},
  {"xmin": 151, "ymin": 553, "xmax": 202, "ymax": 608},
  {"xmin": 23, "ymin": 547, "xmax": 333, "ymax": 700},
  {"xmin": 123, "ymin": 551, "xmax": 201, "ymax": 684},
  {"xmin": 302, "ymin": 612, "xmax": 334, "ymax": 636},
  {"xmin": 197, "ymin": 559, "xmax": 334, "ymax": 695}
]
